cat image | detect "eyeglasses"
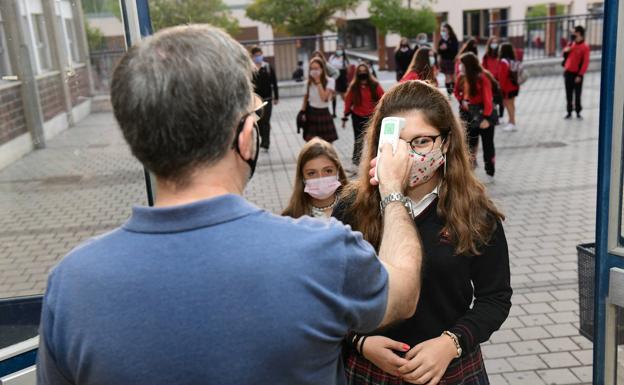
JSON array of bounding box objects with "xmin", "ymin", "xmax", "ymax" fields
[{"xmin": 408, "ymin": 134, "xmax": 445, "ymax": 155}]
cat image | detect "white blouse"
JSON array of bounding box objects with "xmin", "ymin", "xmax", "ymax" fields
[{"xmin": 307, "ymin": 78, "xmax": 335, "ymax": 109}]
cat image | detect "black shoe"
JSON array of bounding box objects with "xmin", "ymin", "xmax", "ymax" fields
[
  {"xmin": 332, "ymin": 113, "xmax": 337, "ymax": 118},
  {"xmin": 576, "ymin": 113, "xmax": 583, "ymax": 120},
  {"xmin": 564, "ymin": 113, "xmax": 572, "ymax": 119}
]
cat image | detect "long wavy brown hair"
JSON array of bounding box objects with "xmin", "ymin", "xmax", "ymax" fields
[
  {"xmin": 404, "ymin": 47, "xmax": 437, "ymax": 85},
  {"xmin": 340, "ymin": 80, "xmax": 504, "ymax": 255},
  {"xmin": 457, "ymin": 52, "xmax": 483, "ymax": 98},
  {"xmin": 346, "ymin": 63, "xmax": 380, "ymax": 107},
  {"xmin": 282, "ymin": 138, "xmax": 348, "ymax": 218}
]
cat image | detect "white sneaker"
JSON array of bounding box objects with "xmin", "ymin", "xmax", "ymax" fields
[
  {"xmin": 502, "ymin": 123, "xmax": 517, "ymax": 132},
  {"xmin": 485, "ymin": 175, "xmax": 495, "ymax": 184}
]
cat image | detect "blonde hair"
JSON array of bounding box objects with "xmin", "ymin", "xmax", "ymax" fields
[
  {"xmin": 341, "ymin": 81, "xmax": 504, "ymax": 255},
  {"xmin": 282, "ymin": 138, "xmax": 348, "ymax": 218}
]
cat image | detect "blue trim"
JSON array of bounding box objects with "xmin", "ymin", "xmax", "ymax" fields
[
  {"xmin": 594, "ymin": 0, "xmax": 620, "ymax": 383},
  {"xmin": 0, "ymin": 350, "xmax": 37, "ymax": 377},
  {"xmin": 119, "ymin": 1, "xmax": 155, "ymax": 206}
]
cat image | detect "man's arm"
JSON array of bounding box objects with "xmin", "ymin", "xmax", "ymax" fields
[{"xmin": 375, "ymin": 141, "xmax": 423, "ymax": 328}]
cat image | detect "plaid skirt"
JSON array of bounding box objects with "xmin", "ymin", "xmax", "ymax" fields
[
  {"xmin": 304, "ymin": 106, "xmax": 338, "ymax": 143},
  {"xmin": 440, "ymin": 59, "xmax": 456, "ymax": 75},
  {"xmin": 344, "ymin": 345, "xmax": 489, "ymax": 385}
]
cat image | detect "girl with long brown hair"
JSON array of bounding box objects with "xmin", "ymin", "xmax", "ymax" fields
[
  {"xmin": 455, "ymin": 52, "xmax": 497, "ymax": 180},
  {"xmin": 400, "ymin": 47, "xmax": 437, "ymax": 85},
  {"xmin": 343, "ymin": 63, "xmax": 384, "ymax": 173},
  {"xmin": 436, "ymin": 23, "xmax": 459, "ymax": 95},
  {"xmin": 282, "ymin": 138, "xmax": 348, "ymax": 219},
  {"xmin": 300, "ymin": 57, "xmax": 338, "ymax": 143},
  {"xmin": 334, "ymin": 80, "xmax": 511, "ymax": 385}
]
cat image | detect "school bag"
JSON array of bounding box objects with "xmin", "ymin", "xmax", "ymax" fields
[{"xmin": 508, "ymin": 59, "xmax": 529, "ymax": 85}]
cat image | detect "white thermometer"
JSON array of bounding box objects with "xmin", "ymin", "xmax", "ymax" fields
[{"xmin": 374, "ymin": 117, "xmax": 406, "ymax": 183}]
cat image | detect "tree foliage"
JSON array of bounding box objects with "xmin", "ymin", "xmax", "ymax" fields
[
  {"xmin": 526, "ymin": 3, "xmax": 566, "ymax": 19},
  {"xmin": 149, "ymin": 0, "xmax": 239, "ymax": 35},
  {"xmin": 246, "ymin": 0, "xmax": 359, "ymax": 36},
  {"xmin": 81, "ymin": 0, "xmax": 121, "ymax": 19},
  {"xmin": 369, "ymin": 0, "xmax": 436, "ymax": 37},
  {"xmin": 85, "ymin": 22, "xmax": 105, "ymax": 51}
]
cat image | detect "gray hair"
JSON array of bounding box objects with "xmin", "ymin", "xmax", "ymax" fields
[{"xmin": 111, "ymin": 24, "xmax": 255, "ymax": 183}]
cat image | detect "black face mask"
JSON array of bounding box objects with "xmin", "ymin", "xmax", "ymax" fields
[
  {"xmin": 232, "ymin": 114, "xmax": 260, "ymax": 180},
  {"xmin": 357, "ymin": 73, "xmax": 368, "ymax": 81}
]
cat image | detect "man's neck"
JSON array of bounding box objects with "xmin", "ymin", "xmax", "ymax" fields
[{"xmin": 154, "ymin": 161, "xmax": 246, "ymax": 207}]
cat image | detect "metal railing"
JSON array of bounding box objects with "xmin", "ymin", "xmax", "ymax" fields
[
  {"xmin": 488, "ymin": 13, "xmax": 603, "ymax": 61},
  {"xmin": 239, "ymin": 35, "xmax": 343, "ymax": 82}
]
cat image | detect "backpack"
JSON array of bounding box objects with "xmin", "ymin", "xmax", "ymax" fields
[{"xmin": 508, "ymin": 59, "xmax": 529, "ymax": 85}]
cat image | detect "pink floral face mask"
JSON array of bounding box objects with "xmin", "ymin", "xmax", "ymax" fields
[{"xmin": 408, "ymin": 147, "xmax": 445, "ymax": 187}]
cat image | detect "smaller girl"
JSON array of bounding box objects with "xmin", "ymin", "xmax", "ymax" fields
[
  {"xmin": 436, "ymin": 23, "xmax": 459, "ymax": 95},
  {"xmin": 483, "ymin": 36, "xmax": 504, "ymax": 119},
  {"xmin": 497, "ymin": 42, "xmax": 520, "ymax": 131},
  {"xmin": 455, "ymin": 52, "xmax": 497, "ymax": 181},
  {"xmin": 401, "ymin": 46, "xmax": 437, "ymax": 85},
  {"xmin": 329, "ymin": 45, "xmax": 351, "ymax": 116},
  {"xmin": 394, "ymin": 37, "xmax": 414, "ymax": 81},
  {"xmin": 282, "ymin": 138, "xmax": 348, "ymax": 219},
  {"xmin": 300, "ymin": 58, "xmax": 338, "ymax": 143},
  {"xmin": 343, "ymin": 63, "xmax": 384, "ymax": 172}
]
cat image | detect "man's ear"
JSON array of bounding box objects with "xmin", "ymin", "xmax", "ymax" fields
[{"xmin": 237, "ymin": 115, "xmax": 256, "ymax": 161}]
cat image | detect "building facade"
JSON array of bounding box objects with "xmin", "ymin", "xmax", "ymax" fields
[{"xmin": 0, "ymin": 0, "xmax": 92, "ymax": 170}]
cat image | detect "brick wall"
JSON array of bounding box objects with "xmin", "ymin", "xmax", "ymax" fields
[
  {"xmin": 37, "ymin": 74, "xmax": 65, "ymax": 122},
  {"xmin": 69, "ymin": 66, "xmax": 90, "ymax": 106},
  {"xmin": 0, "ymin": 84, "xmax": 28, "ymax": 146}
]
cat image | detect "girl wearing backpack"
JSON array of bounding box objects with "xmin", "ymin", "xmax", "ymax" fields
[
  {"xmin": 455, "ymin": 52, "xmax": 497, "ymax": 181},
  {"xmin": 483, "ymin": 37, "xmax": 504, "ymax": 119},
  {"xmin": 342, "ymin": 63, "xmax": 384, "ymax": 172},
  {"xmin": 497, "ymin": 43, "xmax": 520, "ymax": 132}
]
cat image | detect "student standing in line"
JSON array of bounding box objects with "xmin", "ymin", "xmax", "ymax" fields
[
  {"xmin": 400, "ymin": 47, "xmax": 437, "ymax": 86},
  {"xmin": 455, "ymin": 52, "xmax": 497, "ymax": 181},
  {"xmin": 436, "ymin": 23, "xmax": 459, "ymax": 96},
  {"xmin": 250, "ymin": 46, "xmax": 279, "ymax": 151},
  {"xmin": 395, "ymin": 37, "xmax": 414, "ymax": 82},
  {"xmin": 455, "ymin": 38, "xmax": 478, "ymax": 75},
  {"xmin": 482, "ymin": 36, "xmax": 504, "ymax": 119},
  {"xmin": 329, "ymin": 45, "xmax": 350, "ymax": 117},
  {"xmin": 282, "ymin": 138, "xmax": 348, "ymax": 219},
  {"xmin": 497, "ymin": 43, "xmax": 520, "ymax": 132},
  {"xmin": 343, "ymin": 63, "xmax": 384, "ymax": 173},
  {"xmin": 562, "ymin": 25, "xmax": 590, "ymax": 120},
  {"xmin": 300, "ymin": 57, "xmax": 338, "ymax": 143},
  {"xmin": 335, "ymin": 80, "xmax": 511, "ymax": 385}
]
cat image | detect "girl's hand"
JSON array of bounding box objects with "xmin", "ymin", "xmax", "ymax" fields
[
  {"xmin": 398, "ymin": 336, "xmax": 457, "ymax": 384},
  {"xmin": 361, "ymin": 336, "xmax": 411, "ymax": 378},
  {"xmin": 479, "ymin": 119, "xmax": 490, "ymax": 129}
]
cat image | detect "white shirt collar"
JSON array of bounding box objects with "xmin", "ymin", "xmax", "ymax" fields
[{"xmin": 409, "ymin": 184, "xmax": 440, "ymax": 218}]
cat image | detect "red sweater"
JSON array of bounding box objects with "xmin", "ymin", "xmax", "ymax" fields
[
  {"xmin": 454, "ymin": 73, "xmax": 493, "ymax": 117},
  {"xmin": 400, "ymin": 71, "xmax": 420, "ymax": 82},
  {"xmin": 564, "ymin": 41, "xmax": 590, "ymax": 75},
  {"xmin": 497, "ymin": 59, "xmax": 520, "ymax": 94},
  {"xmin": 344, "ymin": 83, "xmax": 384, "ymax": 117},
  {"xmin": 482, "ymin": 55, "xmax": 500, "ymax": 78}
]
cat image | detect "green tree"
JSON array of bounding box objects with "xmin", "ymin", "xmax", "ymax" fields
[
  {"xmin": 149, "ymin": 0, "xmax": 239, "ymax": 35},
  {"xmin": 369, "ymin": 0, "xmax": 436, "ymax": 38},
  {"xmin": 85, "ymin": 22, "xmax": 105, "ymax": 51},
  {"xmin": 246, "ymin": 0, "xmax": 359, "ymax": 36},
  {"xmin": 81, "ymin": 0, "xmax": 121, "ymax": 19},
  {"xmin": 526, "ymin": 3, "xmax": 566, "ymax": 19}
]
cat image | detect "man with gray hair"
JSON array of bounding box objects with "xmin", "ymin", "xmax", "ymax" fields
[{"xmin": 36, "ymin": 25, "xmax": 423, "ymax": 385}]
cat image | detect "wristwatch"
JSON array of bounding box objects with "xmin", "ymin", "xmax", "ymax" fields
[{"xmin": 379, "ymin": 192, "xmax": 414, "ymax": 219}]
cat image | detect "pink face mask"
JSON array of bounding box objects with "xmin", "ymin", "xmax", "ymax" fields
[
  {"xmin": 304, "ymin": 175, "xmax": 341, "ymax": 200},
  {"xmin": 409, "ymin": 147, "xmax": 445, "ymax": 187}
]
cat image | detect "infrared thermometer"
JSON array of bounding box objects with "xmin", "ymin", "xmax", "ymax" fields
[{"xmin": 374, "ymin": 117, "xmax": 406, "ymax": 183}]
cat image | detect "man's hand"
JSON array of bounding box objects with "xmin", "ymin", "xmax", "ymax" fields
[
  {"xmin": 361, "ymin": 336, "xmax": 411, "ymax": 378},
  {"xmin": 377, "ymin": 141, "xmax": 412, "ymax": 197}
]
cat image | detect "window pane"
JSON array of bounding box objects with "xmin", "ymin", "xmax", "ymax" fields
[
  {"xmin": 0, "ymin": 21, "xmax": 11, "ymax": 77},
  {"xmin": 65, "ymin": 18, "xmax": 79, "ymax": 62},
  {"xmin": 32, "ymin": 14, "xmax": 51, "ymax": 71}
]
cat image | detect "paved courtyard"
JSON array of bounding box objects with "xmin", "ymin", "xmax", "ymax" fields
[{"xmin": 0, "ymin": 71, "xmax": 603, "ymax": 384}]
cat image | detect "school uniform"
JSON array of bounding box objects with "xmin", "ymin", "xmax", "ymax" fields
[
  {"xmin": 563, "ymin": 41, "xmax": 590, "ymax": 115},
  {"xmin": 455, "ymin": 73, "xmax": 497, "ymax": 177},
  {"xmin": 252, "ymin": 62, "xmax": 279, "ymax": 149},
  {"xmin": 344, "ymin": 83, "xmax": 384, "ymax": 165}
]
